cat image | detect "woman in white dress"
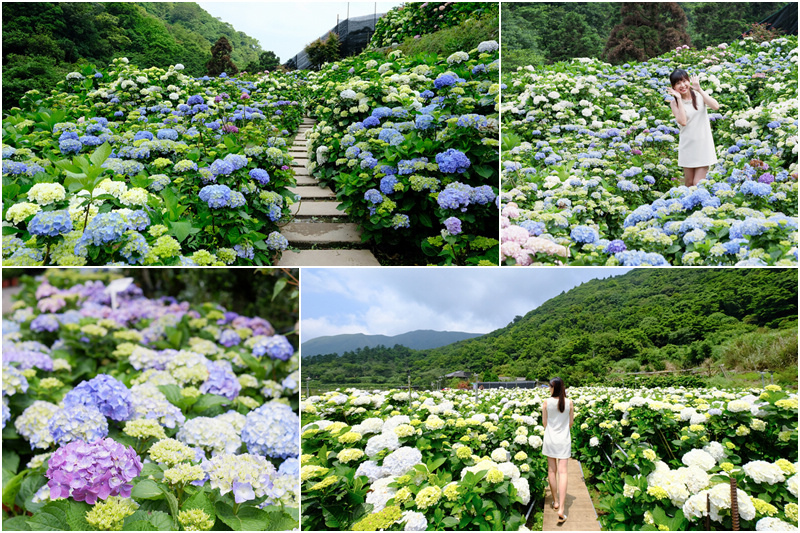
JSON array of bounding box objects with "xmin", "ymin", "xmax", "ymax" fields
[
  {"xmin": 667, "ymin": 68, "xmax": 720, "ymax": 186},
  {"xmin": 542, "ymin": 377, "xmax": 573, "ymax": 523}
]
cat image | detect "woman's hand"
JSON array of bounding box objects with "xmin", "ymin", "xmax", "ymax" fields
[
  {"xmin": 667, "ymin": 87, "xmax": 681, "ymax": 100},
  {"xmin": 691, "ymin": 75, "xmax": 701, "ymax": 91}
]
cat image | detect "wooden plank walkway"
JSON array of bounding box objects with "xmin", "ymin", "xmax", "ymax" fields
[
  {"xmin": 277, "ymin": 117, "xmax": 379, "ymax": 266},
  {"xmin": 542, "ymin": 459, "xmax": 602, "ymax": 531}
]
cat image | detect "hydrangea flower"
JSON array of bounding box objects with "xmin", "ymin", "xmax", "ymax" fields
[
  {"xmin": 62, "ymin": 374, "xmax": 134, "ymax": 421},
  {"xmin": 46, "ymin": 438, "xmax": 142, "ymax": 504},
  {"xmin": 241, "ymin": 400, "xmax": 299, "ymax": 459}
]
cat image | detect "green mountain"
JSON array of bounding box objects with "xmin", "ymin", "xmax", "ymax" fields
[
  {"xmin": 302, "ymin": 330, "xmax": 484, "ymax": 358},
  {"xmin": 2, "ymin": 2, "xmax": 263, "ymax": 109},
  {"xmin": 303, "ymin": 269, "xmax": 798, "ymax": 387}
]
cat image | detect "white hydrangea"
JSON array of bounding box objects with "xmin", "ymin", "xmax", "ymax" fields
[
  {"xmin": 446, "ymin": 51, "xmax": 469, "ymax": 64},
  {"xmin": 682, "ymin": 449, "xmax": 716, "ymax": 471},
  {"xmin": 512, "ymin": 477, "xmax": 530, "ymax": 504},
  {"xmin": 743, "ymin": 461, "xmax": 786, "ymax": 485},
  {"xmin": 365, "ymin": 476, "xmax": 397, "ymax": 513},
  {"xmin": 497, "ymin": 462, "xmax": 520, "ymax": 480},
  {"xmin": 702, "ymin": 441, "xmax": 726, "ymax": 462},
  {"xmin": 401, "ymin": 510, "xmax": 428, "ymax": 531},
  {"xmin": 477, "ymin": 40, "xmax": 499, "ymax": 53},
  {"xmin": 491, "ymin": 448, "xmax": 510, "ymax": 462},
  {"xmin": 381, "ymin": 446, "xmax": 422, "ymax": 477},
  {"xmin": 351, "ymin": 417, "xmax": 384, "ymax": 436},
  {"xmin": 354, "ymin": 460, "xmax": 384, "ymax": 483},
  {"xmin": 755, "ymin": 517, "xmax": 799, "ymax": 531},
  {"xmin": 528, "ymin": 435, "xmax": 543, "ymax": 448}
]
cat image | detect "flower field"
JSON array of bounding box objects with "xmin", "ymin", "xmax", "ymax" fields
[
  {"xmin": 302, "ymin": 41, "xmax": 500, "ymax": 265},
  {"xmin": 2, "ymin": 271, "xmax": 299, "ymax": 531},
  {"xmin": 500, "ymin": 36, "xmax": 798, "ymax": 266},
  {"xmin": 2, "ymin": 59, "xmax": 304, "ymax": 266},
  {"xmin": 300, "ymin": 385, "xmax": 797, "ymax": 531}
]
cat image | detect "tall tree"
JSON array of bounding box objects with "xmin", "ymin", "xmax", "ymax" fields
[
  {"xmin": 206, "ymin": 35, "xmax": 238, "ymax": 76},
  {"xmin": 604, "ymin": 3, "xmax": 691, "ymax": 64}
]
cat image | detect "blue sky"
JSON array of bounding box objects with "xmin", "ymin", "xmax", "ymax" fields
[
  {"xmin": 301, "ymin": 268, "xmax": 633, "ymax": 342},
  {"xmin": 198, "ymin": 2, "xmax": 403, "ymax": 64}
]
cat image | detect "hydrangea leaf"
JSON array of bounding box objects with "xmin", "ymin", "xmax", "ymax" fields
[
  {"xmin": 192, "ymin": 393, "xmax": 232, "ymax": 414},
  {"xmin": 123, "ymin": 510, "xmax": 174, "ymax": 531},
  {"xmin": 181, "ymin": 490, "xmax": 216, "ymax": 524},
  {"xmin": 25, "ymin": 501, "xmax": 70, "ymax": 530},
  {"xmin": 131, "ymin": 479, "xmax": 164, "ymax": 500},
  {"xmin": 215, "ymin": 502, "xmax": 271, "ymax": 531},
  {"xmin": 264, "ymin": 508, "xmax": 298, "ymax": 531}
]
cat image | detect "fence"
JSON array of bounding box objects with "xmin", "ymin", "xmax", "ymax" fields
[{"xmin": 285, "ymin": 12, "xmax": 386, "ymax": 70}]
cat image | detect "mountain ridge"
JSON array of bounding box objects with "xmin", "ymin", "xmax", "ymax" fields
[{"xmin": 302, "ymin": 329, "xmax": 484, "ymax": 358}]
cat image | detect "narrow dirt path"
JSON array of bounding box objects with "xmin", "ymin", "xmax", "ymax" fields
[
  {"xmin": 541, "ymin": 459, "xmax": 602, "ymax": 531},
  {"xmin": 277, "ymin": 117, "xmax": 380, "ymax": 266}
]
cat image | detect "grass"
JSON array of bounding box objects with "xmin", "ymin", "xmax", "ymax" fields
[{"xmin": 396, "ymin": 15, "xmax": 498, "ymax": 57}]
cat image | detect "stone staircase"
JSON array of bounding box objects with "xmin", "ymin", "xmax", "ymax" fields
[{"xmin": 277, "ymin": 117, "xmax": 380, "ymax": 266}]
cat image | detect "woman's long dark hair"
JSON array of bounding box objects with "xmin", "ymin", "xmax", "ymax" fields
[
  {"xmin": 550, "ymin": 377, "xmax": 567, "ymax": 413},
  {"xmin": 669, "ymin": 68, "xmax": 698, "ymax": 110}
]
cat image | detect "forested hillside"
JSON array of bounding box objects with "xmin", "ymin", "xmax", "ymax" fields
[
  {"xmin": 303, "ymin": 269, "xmax": 798, "ymax": 387},
  {"xmin": 502, "ymin": 2, "xmax": 787, "ymax": 70},
  {"xmin": 2, "ymin": 2, "xmax": 263, "ymax": 109}
]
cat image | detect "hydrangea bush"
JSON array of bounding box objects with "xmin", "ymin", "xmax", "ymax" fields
[
  {"xmin": 302, "ymin": 43, "xmax": 500, "ymax": 265},
  {"xmin": 301, "ymin": 384, "xmax": 797, "ymax": 531},
  {"xmin": 501, "ymin": 36, "xmax": 798, "ymax": 266},
  {"xmin": 2, "ymin": 270, "xmax": 299, "ymax": 531},
  {"xmin": 3, "ymin": 58, "xmax": 304, "ymax": 266}
]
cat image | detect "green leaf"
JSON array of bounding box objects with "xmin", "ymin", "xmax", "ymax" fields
[
  {"xmin": 240, "ymin": 351, "xmax": 267, "ymax": 380},
  {"xmin": 474, "ymin": 165, "xmax": 495, "ymax": 179},
  {"xmin": 3, "ymin": 471, "xmax": 25, "ymax": 506},
  {"xmin": 442, "ymin": 516, "xmax": 459, "ymax": 528},
  {"xmin": 18, "ymin": 473, "xmax": 47, "ymax": 513},
  {"xmin": 2, "ymin": 516, "xmax": 30, "ymax": 530},
  {"xmin": 169, "ymin": 220, "xmax": 199, "ymax": 243},
  {"xmin": 272, "ymin": 278, "xmax": 287, "ymax": 301},
  {"xmin": 215, "ymin": 501, "xmax": 272, "ymax": 531},
  {"xmin": 132, "ymin": 479, "xmax": 165, "ymax": 500},
  {"xmin": 89, "ymin": 142, "xmax": 113, "ymax": 168},
  {"xmin": 158, "ymin": 486, "xmax": 180, "ymax": 529},
  {"xmin": 264, "ymin": 508, "xmax": 299, "ymax": 530},
  {"xmin": 2, "ymin": 226, "xmax": 22, "ymax": 235},
  {"xmin": 65, "ymin": 500, "xmax": 92, "ymax": 531},
  {"xmin": 3, "ymin": 450, "xmax": 20, "ymax": 474},
  {"xmin": 192, "ymin": 393, "xmax": 232, "ymax": 413},
  {"xmin": 124, "ymin": 510, "xmax": 174, "ymax": 531},
  {"xmin": 181, "ymin": 490, "xmax": 216, "ymax": 524},
  {"xmin": 25, "ymin": 501, "xmax": 77, "ymax": 531},
  {"xmin": 157, "ymin": 385, "xmax": 183, "ymax": 408}
]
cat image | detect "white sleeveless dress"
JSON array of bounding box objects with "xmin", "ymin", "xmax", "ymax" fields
[
  {"xmin": 542, "ymin": 397, "xmax": 572, "ymax": 459},
  {"xmin": 677, "ymin": 95, "xmax": 718, "ymax": 168}
]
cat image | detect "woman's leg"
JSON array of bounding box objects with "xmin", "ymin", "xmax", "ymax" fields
[
  {"xmin": 683, "ymin": 167, "xmax": 695, "ymax": 186},
  {"xmin": 547, "ymin": 457, "xmax": 559, "ymax": 508},
  {"xmin": 557, "ymin": 458, "xmax": 568, "ymax": 516},
  {"xmin": 693, "ymin": 166, "xmax": 709, "ymax": 185}
]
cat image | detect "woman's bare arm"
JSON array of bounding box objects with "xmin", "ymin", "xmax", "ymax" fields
[
  {"xmin": 569, "ymin": 401, "xmax": 574, "ymax": 428},
  {"xmin": 542, "ymin": 402, "xmax": 548, "ymax": 430},
  {"xmin": 668, "ymin": 88, "xmax": 688, "ymax": 127}
]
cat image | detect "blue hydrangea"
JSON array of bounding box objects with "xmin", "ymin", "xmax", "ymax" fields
[
  {"xmin": 436, "ymin": 149, "xmax": 471, "ymax": 174},
  {"xmin": 378, "ymin": 128, "xmax": 405, "ymax": 146},
  {"xmin": 391, "ymin": 214, "xmax": 410, "ymax": 229},
  {"xmin": 156, "ymin": 128, "xmax": 178, "ymax": 140},
  {"xmin": 209, "ymin": 159, "xmax": 235, "ymax": 176},
  {"xmin": 77, "ymin": 212, "xmax": 130, "ymax": 249},
  {"xmin": 187, "ymin": 94, "xmax": 205, "ymax": 105},
  {"xmin": 219, "ymin": 329, "xmax": 241, "ymax": 347},
  {"xmin": 618, "ymin": 180, "xmax": 639, "ymax": 192},
  {"xmin": 63, "ymin": 374, "xmax": 134, "ymax": 421},
  {"xmin": 363, "ymin": 116, "xmax": 380, "ymax": 128},
  {"xmin": 519, "ymin": 220, "xmax": 545, "ymax": 236},
  {"xmin": 28, "ymin": 210, "xmax": 73, "ymax": 237},
  {"xmin": 252, "ymin": 335, "xmax": 294, "ymax": 361},
  {"xmin": 729, "ymin": 218, "xmax": 767, "ymax": 239},
  {"xmin": 248, "ymin": 168, "xmax": 269, "ymax": 185},
  {"xmin": 444, "ymin": 217, "xmax": 462, "ymax": 236},
  {"xmin": 241, "ymin": 401, "xmax": 299, "ymax": 459},
  {"xmin": 127, "ymin": 210, "xmax": 151, "ymax": 232},
  {"xmin": 134, "ymin": 131, "xmax": 154, "ymax": 141},
  {"xmin": 614, "ymin": 250, "xmax": 669, "ymax": 266},
  {"xmin": 437, "ymin": 185, "xmax": 471, "ymax": 210},
  {"xmin": 266, "ymin": 231, "xmax": 288, "ymax": 251},
  {"xmin": 456, "ymin": 114, "xmax": 488, "ymax": 129},
  {"xmin": 48, "ymin": 404, "xmax": 109, "ymax": 446},
  {"xmin": 380, "ymin": 175, "xmax": 398, "ymax": 195},
  {"xmin": 229, "ymin": 191, "xmax": 246, "ymax": 209},
  {"xmin": 470, "ymin": 185, "xmax": 496, "ymax": 205},
  {"xmin": 59, "ymin": 139, "xmax": 82, "ymax": 154},
  {"xmin": 3, "ymin": 161, "xmax": 28, "ymax": 175},
  {"xmin": 434, "ymin": 74, "xmax": 457, "ymax": 89},
  {"xmin": 415, "ymin": 114, "xmax": 434, "ymax": 130},
  {"xmin": 30, "ymin": 314, "xmax": 60, "ymax": 333},
  {"xmin": 740, "ymin": 180, "xmax": 771, "ymax": 197},
  {"xmin": 235, "ymin": 242, "xmax": 254, "ymax": 260},
  {"xmin": 364, "ymin": 189, "xmax": 382, "ymax": 204},
  {"xmin": 121, "ymin": 231, "xmax": 149, "ymax": 264},
  {"xmin": 200, "ymin": 360, "xmax": 241, "ymax": 400},
  {"xmin": 570, "ymin": 225, "xmax": 599, "ymax": 244},
  {"xmin": 199, "ymin": 184, "xmax": 232, "ymax": 209},
  {"xmin": 683, "ymin": 229, "xmax": 707, "ymax": 245},
  {"xmin": 79, "ymin": 135, "xmax": 103, "ymax": 147},
  {"xmin": 224, "ymin": 154, "xmax": 249, "ymax": 170}
]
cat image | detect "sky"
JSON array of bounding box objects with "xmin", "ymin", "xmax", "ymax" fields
[
  {"xmin": 301, "ymin": 268, "xmax": 633, "ymax": 343},
  {"xmin": 198, "ymin": 2, "xmax": 404, "ymax": 65}
]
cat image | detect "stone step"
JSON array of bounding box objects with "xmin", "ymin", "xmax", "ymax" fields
[
  {"xmin": 289, "ymin": 150, "xmax": 308, "ymax": 156},
  {"xmin": 277, "ymin": 249, "xmax": 379, "ymax": 266},
  {"xmin": 290, "ymin": 159, "xmax": 309, "ymax": 167},
  {"xmin": 289, "ymin": 186, "xmax": 335, "ymax": 199},
  {"xmin": 282, "ymin": 222, "xmax": 362, "ymax": 243},
  {"xmin": 295, "ymin": 175, "xmax": 318, "ymax": 185},
  {"xmin": 291, "ymin": 201, "xmax": 343, "ymax": 217}
]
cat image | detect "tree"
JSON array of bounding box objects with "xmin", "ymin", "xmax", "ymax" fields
[
  {"xmin": 604, "ymin": 3, "xmax": 691, "ymax": 64},
  {"xmin": 244, "ymin": 50, "xmax": 280, "ymax": 73},
  {"xmin": 206, "ymin": 35, "xmax": 238, "ymax": 76},
  {"xmin": 305, "ymin": 32, "xmax": 340, "ymax": 70}
]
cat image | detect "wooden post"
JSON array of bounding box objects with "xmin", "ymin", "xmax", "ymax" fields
[
  {"xmin": 705, "ymin": 493, "xmax": 710, "ymax": 531},
  {"xmin": 730, "ymin": 477, "xmax": 739, "ymax": 531}
]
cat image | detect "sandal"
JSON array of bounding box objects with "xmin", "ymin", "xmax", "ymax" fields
[
  {"xmin": 551, "ymin": 501, "xmax": 559, "ymax": 511},
  {"xmin": 557, "ymin": 513, "xmax": 567, "ymax": 524}
]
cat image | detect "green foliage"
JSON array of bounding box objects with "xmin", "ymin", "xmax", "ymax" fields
[
  {"xmin": 397, "ymin": 15, "xmax": 499, "ymax": 57},
  {"xmin": 304, "ymin": 269, "xmax": 798, "ymax": 387},
  {"xmin": 682, "ymin": 3, "xmax": 788, "ymax": 49},
  {"xmin": 2, "ymin": 2, "xmax": 263, "ymax": 109}
]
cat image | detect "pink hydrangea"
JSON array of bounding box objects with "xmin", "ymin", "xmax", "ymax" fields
[{"xmin": 47, "ymin": 439, "xmax": 142, "ymax": 504}]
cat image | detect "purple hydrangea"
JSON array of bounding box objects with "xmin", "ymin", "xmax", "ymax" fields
[
  {"xmin": 219, "ymin": 329, "xmax": 241, "ymax": 347},
  {"xmin": 200, "ymin": 360, "xmax": 241, "ymax": 400},
  {"xmin": 435, "ymin": 149, "xmax": 471, "ymax": 174},
  {"xmin": 605, "ymin": 239, "xmax": 627, "ymax": 254},
  {"xmin": 47, "ymin": 438, "xmax": 142, "ymax": 504},
  {"xmin": 4, "ymin": 348, "xmax": 54, "ymax": 371},
  {"xmin": 252, "ymin": 335, "xmax": 294, "ymax": 361},
  {"xmin": 444, "ymin": 217, "xmax": 462, "ymax": 236},
  {"xmin": 62, "ymin": 374, "xmax": 134, "ymax": 421}
]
